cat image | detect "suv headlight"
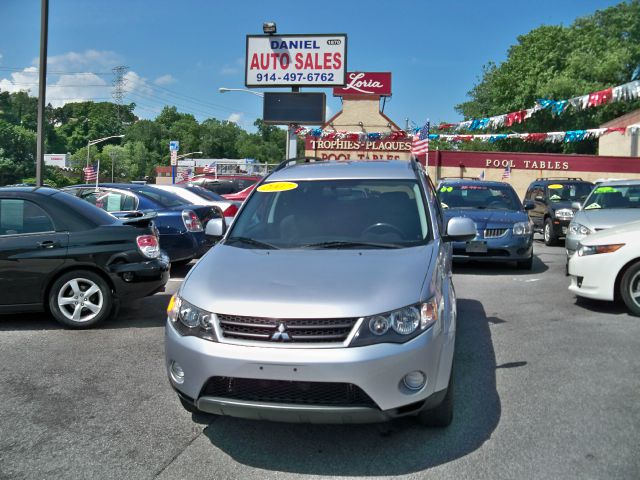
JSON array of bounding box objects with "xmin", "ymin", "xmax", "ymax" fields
[
  {"xmin": 577, "ymin": 243, "xmax": 625, "ymax": 256},
  {"xmin": 351, "ymin": 299, "xmax": 439, "ymax": 347},
  {"xmin": 513, "ymin": 221, "xmax": 532, "ymax": 236},
  {"xmin": 569, "ymin": 222, "xmax": 591, "ymax": 236},
  {"xmin": 167, "ymin": 295, "xmax": 217, "ymax": 342},
  {"xmin": 555, "ymin": 208, "xmax": 574, "ymax": 220}
]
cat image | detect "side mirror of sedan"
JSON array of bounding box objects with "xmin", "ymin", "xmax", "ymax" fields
[
  {"xmin": 524, "ymin": 200, "xmax": 535, "ymax": 211},
  {"xmin": 571, "ymin": 201, "xmax": 582, "ymax": 211},
  {"xmin": 443, "ymin": 217, "xmax": 476, "ymax": 242},
  {"xmin": 205, "ymin": 217, "xmax": 226, "ymax": 238}
]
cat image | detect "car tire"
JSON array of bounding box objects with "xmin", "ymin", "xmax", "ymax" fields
[
  {"xmin": 48, "ymin": 270, "xmax": 113, "ymax": 329},
  {"xmin": 417, "ymin": 372, "xmax": 454, "ymax": 427},
  {"xmin": 544, "ymin": 218, "xmax": 558, "ymax": 246},
  {"xmin": 620, "ymin": 261, "xmax": 640, "ymax": 317}
]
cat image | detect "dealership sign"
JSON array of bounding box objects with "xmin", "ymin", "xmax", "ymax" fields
[
  {"xmin": 305, "ymin": 138, "xmax": 411, "ymax": 160},
  {"xmin": 333, "ymin": 72, "xmax": 392, "ymax": 96},
  {"xmin": 245, "ymin": 34, "xmax": 347, "ymax": 87}
]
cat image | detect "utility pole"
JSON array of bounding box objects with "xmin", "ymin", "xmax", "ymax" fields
[
  {"xmin": 35, "ymin": 0, "xmax": 49, "ymax": 187},
  {"xmin": 112, "ymin": 66, "xmax": 128, "ymax": 132}
]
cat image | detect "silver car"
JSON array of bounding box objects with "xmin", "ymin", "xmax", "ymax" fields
[
  {"xmin": 566, "ymin": 180, "xmax": 640, "ymax": 259},
  {"xmin": 165, "ymin": 159, "xmax": 476, "ymax": 426}
]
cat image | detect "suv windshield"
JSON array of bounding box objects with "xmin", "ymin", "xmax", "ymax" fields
[
  {"xmin": 546, "ymin": 183, "xmax": 592, "ymax": 203},
  {"xmin": 438, "ymin": 183, "xmax": 521, "ymax": 210},
  {"xmin": 227, "ymin": 179, "xmax": 430, "ymax": 249},
  {"xmin": 583, "ymin": 184, "xmax": 640, "ymax": 210}
]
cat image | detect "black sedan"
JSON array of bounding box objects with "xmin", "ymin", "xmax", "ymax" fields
[{"xmin": 0, "ymin": 187, "xmax": 170, "ymax": 328}]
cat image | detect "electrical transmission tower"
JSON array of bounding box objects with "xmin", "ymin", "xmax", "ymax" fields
[{"xmin": 112, "ymin": 65, "xmax": 129, "ymax": 132}]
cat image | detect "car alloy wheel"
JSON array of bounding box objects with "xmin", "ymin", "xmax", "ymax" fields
[
  {"xmin": 620, "ymin": 262, "xmax": 640, "ymax": 317},
  {"xmin": 544, "ymin": 223, "xmax": 550, "ymax": 243},
  {"xmin": 57, "ymin": 278, "xmax": 104, "ymax": 323},
  {"xmin": 626, "ymin": 270, "xmax": 640, "ymax": 311}
]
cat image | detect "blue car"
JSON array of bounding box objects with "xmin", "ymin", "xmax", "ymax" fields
[
  {"xmin": 64, "ymin": 184, "xmax": 220, "ymax": 264},
  {"xmin": 437, "ymin": 179, "xmax": 535, "ymax": 269}
]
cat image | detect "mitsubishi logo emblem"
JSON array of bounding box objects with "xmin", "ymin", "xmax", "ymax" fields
[{"xmin": 271, "ymin": 323, "xmax": 291, "ymax": 342}]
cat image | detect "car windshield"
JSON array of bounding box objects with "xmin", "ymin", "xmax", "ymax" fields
[
  {"xmin": 184, "ymin": 185, "xmax": 225, "ymax": 201},
  {"xmin": 582, "ymin": 184, "xmax": 640, "ymax": 210},
  {"xmin": 438, "ymin": 184, "xmax": 521, "ymax": 210},
  {"xmin": 546, "ymin": 183, "xmax": 593, "ymax": 203},
  {"xmin": 227, "ymin": 179, "xmax": 430, "ymax": 249}
]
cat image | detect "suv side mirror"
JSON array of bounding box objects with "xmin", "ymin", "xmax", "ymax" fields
[
  {"xmin": 535, "ymin": 195, "xmax": 544, "ymax": 202},
  {"xmin": 571, "ymin": 201, "xmax": 582, "ymax": 211},
  {"xmin": 524, "ymin": 200, "xmax": 535, "ymax": 211},
  {"xmin": 205, "ymin": 217, "xmax": 226, "ymax": 238},
  {"xmin": 443, "ymin": 217, "xmax": 476, "ymax": 242}
]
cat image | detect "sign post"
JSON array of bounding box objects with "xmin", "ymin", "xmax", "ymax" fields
[{"xmin": 169, "ymin": 140, "xmax": 179, "ymax": 184}]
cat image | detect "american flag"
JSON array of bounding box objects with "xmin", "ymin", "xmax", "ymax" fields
[
  {"xmin": 501, "ymin": 165, "xmax": 511, "ymax": 179},
  {"xmin": 203, "ymin": 163, "xmax": 217, "ymax": 174},
  {"xmin": 83, "ymin": 164, "xmax": 98, "ymax": 182},
  {"xmin": 411, "ymin": 121, "xmax": 430, "ymax": 156},
  {"xmin": 479, "ymin": 169, "xmax": 485, "ymax": 181},
  {"xmin": 179, "ymin": 168, "xmax": 194, "ymax": 182}
]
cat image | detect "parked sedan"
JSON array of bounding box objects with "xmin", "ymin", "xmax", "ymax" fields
[
  {"xmin": 568, "ymin": 220, "xmax": 640, "ymax": 316},
  {"xmin": 64, "ymin": 184, "xmax": 221, "ymax": 264},
  {"xmin": 566, "ymin": 180, "xmax": 640, "ymax": 259},
  {"xmin": 437, "ymin": 179, "xmax": 535, "ymax": 269},
  {"xmin": 181, "ymin": 175, "xmax": 262, "ymax": 195},
  {"xmin": 149, "ymin": 184, "xmax": 240, "ymax": 225},
  {"xmin": 0, "ymin": 187, "xmax": 169, "ymax": 328}
]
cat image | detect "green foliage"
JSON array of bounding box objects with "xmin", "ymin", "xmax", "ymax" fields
[{"xmin": 455, "ymin": 0, "xmax": 640, "ymax": 153}]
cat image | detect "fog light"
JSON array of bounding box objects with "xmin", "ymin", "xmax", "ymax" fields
[
  {"xmin": 170, "ymin": 361, "xmax": 185, "ymax": 384},
  {"xmin": 403, "ymin": 371, "xmax": 426, "ymax": 391}
]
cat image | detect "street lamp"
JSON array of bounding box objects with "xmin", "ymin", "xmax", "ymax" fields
[
  {"xmin": 86, "ymin": 134, "xmax": 125, "ymax": 167},
  {"xmin": 218, "ymin": 87, "xmax": 264, "ymax": 98}
]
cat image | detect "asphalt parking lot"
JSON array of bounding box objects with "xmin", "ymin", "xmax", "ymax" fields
[{"xmin": 0, "ymin": 239, "xmax": 638, "ymax": 480}]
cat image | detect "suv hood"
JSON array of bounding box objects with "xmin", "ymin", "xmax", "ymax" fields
[
  {"xmin": 443, "ymin": 209, "xmax": 527, "ymax": 228},
  {"xmin": 181, "ymin": 244, "xmax": 434, "ymax": 319},
  {"xmin": 576, "ymin": 209, "xmax": 640, "ymax": 229}
]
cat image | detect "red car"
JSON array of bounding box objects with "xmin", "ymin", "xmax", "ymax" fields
[
  {"xmin": 221, "ymin": 183, "xmax": 257, "ymax": 202},
  {"xmin": 179, "ymin": 175, "xmax": 262, "ymax": 197}
]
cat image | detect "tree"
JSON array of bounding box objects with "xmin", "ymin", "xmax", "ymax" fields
[{"xmin": 455, "ymin": 0, "xmax": 640, "ymax": 153}]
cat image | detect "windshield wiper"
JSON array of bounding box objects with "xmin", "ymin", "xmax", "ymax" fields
[
  {"xmin": 225, "ymin": 236, "xmax": 279, "ymax": 249},
  {"xmin": 301, "ymin": 240, "xmax": 401, "ymax": 249}
]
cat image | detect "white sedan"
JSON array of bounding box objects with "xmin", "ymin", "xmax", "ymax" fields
[
  {"xmin": 150, "ymin": 184, "xmax": 240, "ymax": 226},
  {"xmin": 568, "ymin": 220, "xmax": 640, "ymax": 316}
]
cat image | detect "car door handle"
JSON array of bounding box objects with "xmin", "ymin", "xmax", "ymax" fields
[{"xmin": 38, "ymin": 241, "xmax": 57, "ymax": 249}]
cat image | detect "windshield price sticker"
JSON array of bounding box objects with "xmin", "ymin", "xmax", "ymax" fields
[
  {"xmin": 595, "ymin": 186, "xmax": 619, "ymax": 193},
  {"xmin": 257, "ymin": 182, "xmax": 299, "ymax": 193},
  {"xmin": 246, "ymin": 34, "xmax": 347, "ymax": 87},
  {"xmin": 548, "ymin": 184, "xmax": 564, "ymax": 189}
]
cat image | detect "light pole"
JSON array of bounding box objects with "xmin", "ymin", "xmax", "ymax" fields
[
  {"xmin": 173, "ymin": 151, "xmax": 203, "ymax": 184},
  {"xmin": 86, "ymin": 135, "xmax": 125, "ymax": 168},
  {"xmin": 218, "ymin": 87, "xmax": 264, "ymax": 98}
]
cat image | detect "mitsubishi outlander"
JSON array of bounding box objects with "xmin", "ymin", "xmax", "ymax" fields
[{"xmin": 165, "ymin": 158, "xmax": 475, "ymax": 426}]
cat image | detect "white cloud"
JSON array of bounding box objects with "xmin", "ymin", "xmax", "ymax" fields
[
  {"xmin": 227, "ymin": 112, "xmax": 243, "ymax": 124},
  {"xmin": 0, "ymin": 50, "xmax": 157, "ymax": 108},
  {"xmin": 220, "ymin": 57, "xmax": 244, "ymax": 76},
  {"xmin": 154, "ymin": 74, "xmax": 176, "ymax": 85}
]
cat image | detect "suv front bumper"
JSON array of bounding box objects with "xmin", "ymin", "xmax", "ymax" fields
[{"xmin": 165, "ymin": 319, "xmax": 455, "ymax": 423}]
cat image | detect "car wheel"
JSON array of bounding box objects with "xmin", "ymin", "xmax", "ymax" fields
[
  {"xmin": 417, "ymin": 372, "xmax": 454, "ymax": 427},
  {"xmin": 517, "ymin": 256, "xmax": 534, "ymax": 270},
  {"xmin": 48, "ymin": 270, "xmax": 113, "ymax": 329},
  {"xmin": 544, "ymin": 218, "xmax": 557, "ymax": 246},
  {"xmin": 620, "ymin": 261, "xmax": 640, "ymax": 317}
]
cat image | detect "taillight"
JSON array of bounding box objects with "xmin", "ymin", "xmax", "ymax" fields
[
  {"xmin": 223, "ymin": 203, "xmax": 239, "ymax": 217},
  {"xmin": 182, "ymin": 209, "xmax": 203, "ymax": 232},
  {"xmin": 137, "ymin": 235, "xmax": 160, "ymax": 259}
]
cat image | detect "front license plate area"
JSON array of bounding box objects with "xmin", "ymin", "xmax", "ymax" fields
[{"xmin": 466, "ymin": 240, "xmax": 488, "ymax": 253}]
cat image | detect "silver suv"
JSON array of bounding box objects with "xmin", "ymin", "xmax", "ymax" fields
[{"xmin": 165, "ymin": 159, "xmax": 475, "ymax": 426}]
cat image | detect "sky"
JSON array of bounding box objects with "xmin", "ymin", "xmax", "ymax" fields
[{"xmin": 0, "ymin": 0, "xmax": 623, "ymax": 133}]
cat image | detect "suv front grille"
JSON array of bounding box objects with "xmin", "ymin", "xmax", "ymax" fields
[
  {"xmin": 484, "ymin": 228, "xmax": 508, "ymax": 238},
  {"xmin": 201, "ymin": 377, "xmax": 377, "ymax": 407},
  {"xmin": 217, "ymin": 314, "xmax": 358, "ymax": 343}
]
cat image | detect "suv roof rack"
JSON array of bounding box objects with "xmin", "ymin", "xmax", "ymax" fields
[
  {"xmin": 272, "ymin": 156, "xmax": 328, "ymax": 173},
  {"xmin": 439, "ymin": 176, "xmax": 485, "ymax": 180},
  {"xmin": 536, "ymin": 177, "xmax": 583, "ymax": 181}
]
